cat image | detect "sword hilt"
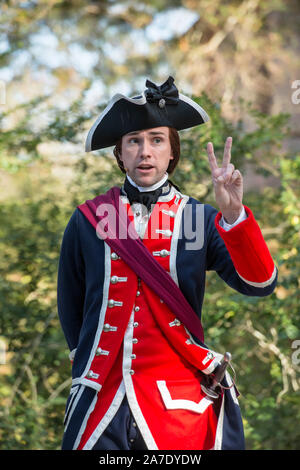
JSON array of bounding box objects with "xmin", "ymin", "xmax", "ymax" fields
[{"xmin": 201, "ymin": 352, "xmax": 232, "ymax": 399}]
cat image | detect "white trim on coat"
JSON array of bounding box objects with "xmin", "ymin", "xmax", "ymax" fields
[
  {"xmin": 64, "ymin": 384, "xmax": 84, "ymax": 433},
  {"xmin": 73, "ymin": 390, "xmax": 99, "ymax": 450},
  {"xmin": 169, "ymin": 192, "xmax": 189, "ymax": 286},
  {"xmin": 122, "ymin": 311, "xmax": 158, "ymax": 450},
  {"xmin": 157, "ymin": 380, "xmax": 213, "ymax": 414},
  {"xmin": 213, "ymin": 393, "xmax": 225, "ymax": 450},
  {"xmin": 71, "ymin": 377, "xmax": 102, "ymax": 392},
  {"xmin": 82, "ymin": 381, "xmax": 126, "ymax": 450},
  {"xmin": 237, "ymin": 265, "xmax": 277, "ymax": 288},
  {"xmin": 79, "ymin": 243, "xmax": 112, "ymax": 381}
]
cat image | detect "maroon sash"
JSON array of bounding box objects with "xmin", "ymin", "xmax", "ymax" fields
[{"xmin": 77, "ymin": 186, "xmax": 205, "ymax": 343}]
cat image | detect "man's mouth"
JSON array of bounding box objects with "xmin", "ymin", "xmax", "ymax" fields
[{"xmin": 137, "ymin": 164, "xmax": 154, "ymax": 171}]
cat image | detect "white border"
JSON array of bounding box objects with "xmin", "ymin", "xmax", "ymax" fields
[
  {"xmin": 157, "ymin": 380, "xmax": 213, "ymax": 414},
  {"xmin": 122, "ymin": 311, "xmax": 158, "ymax": 450},
  {"xmin": 179, "ymin": 92, "xmax": 209, "ymax": 123},
  {"xmin": 85, "ymin": 92, "xmax": 147, "ymax": 152},
  {"xmin": 237, "ymin": 265, "xmax": 277, "ymax": 288},
  {"xmin": 64, "ymin": 384, "xmax": 84, "ymax": 433},
  {"xmin": 82, "ymin": 381, "xmax": 126, "ymax": 450},
  {"xmin": 169, "ymin": 192, "xmax": 189, "ymax": 286},
  {"xmin": 213, "ymin": 393, "xmax": 225, "ymax": 450},
  {"xmin": 73, "ymin": 391, "xmax": 99, "ymax": 450},
  {"xmin": 79, "ymin": 243, "xmax": 111, "ymax": 380}
]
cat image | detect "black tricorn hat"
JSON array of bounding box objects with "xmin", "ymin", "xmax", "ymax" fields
[{"xmin": 85, "ymin": 76, "xmax": 209, "ymax": 151}]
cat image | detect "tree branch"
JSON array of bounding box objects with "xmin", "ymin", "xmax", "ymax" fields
[{"xmin": 243, "ymin": 317, "xmax": 300, "ymax": 403}]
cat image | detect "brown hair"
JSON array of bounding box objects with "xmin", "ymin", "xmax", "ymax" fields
[{"xmin": 113, "ymin": 127, "xmax": 180, "ymax": 175}]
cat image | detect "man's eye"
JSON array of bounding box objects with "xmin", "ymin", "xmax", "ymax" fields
[
  {"xmin": 153, "ymin": 138, "xmax": 161, "ymax": 143},
  {"xmin": 129, "ymin": 138, "xmax": 138, "ymax": 144}
]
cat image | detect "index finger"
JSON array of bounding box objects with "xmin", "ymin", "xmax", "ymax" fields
[
  {"xmin": 222, "ymin": 137, "xmax": 232, "ymax": 168},
  {"xmin": 207, "ymin": 142, "xmax": 218, "ymax": 172}
]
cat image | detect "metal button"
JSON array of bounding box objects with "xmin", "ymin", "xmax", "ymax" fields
[
  {"xmin": 131, "ymin": 354, "xmax": 136, "ymax": 359},
  {"xmin": 111, "ymin": 276, "xmax": 127, "ymax": 284},
  {"xmin": 108, "ymin": 299, "xmax": 123, "ymax": 308},
  {"xmin": 132, "ymin": 338, "xmax": 138, "ymax": 344},
  {"xmin": 136, "ymin": 290, "xmax": 141, "ymax": 296},
  {"xmin": 86, "ymin": 370, "xmax": 99, "ymax": 379},
  {"xmin": 162, "ymin": 209, "xmax": 176, "ymax": 218},
  {"xmin": 134, "ymin": 306, "xmax": 140, "ymax": 312},
  {"xmin": 103, "ymin": 323, "xmax": 117, "ymax": 332},
  {"xmin": 129, "ymin": 370, "xmax": 135, "ymax": 375},
  {"xmin": 95, "ymin": 347, "xmax": 109, "ymax": 356},
  {"xmin": 151, "ymin": 249, "xmax": 170, "ymax": 257},
  {"xmin": 132, "ymin": 422, "xmax": 137, "ymax": 427},
  {"xmin": 158, "ymin": 98, "xmax": 165, "ymax": 108},
  {"xmin": 161, "ymin": 249, "xmax": 170, "ymax": 257},
  {"xmin": 133, "ymin": 322, "xmax": 139, "ymax": 328},
  {"xmin": 111, "ymin": 252, "xmax": 120, "ymax": 260},
  {"xmin": 156, "ymin": 229, "xmax": 172, "ymax": 237}
]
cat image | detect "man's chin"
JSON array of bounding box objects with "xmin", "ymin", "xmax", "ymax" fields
[{"xmin": 130, "ymin": 173, "xmax": 159, "ymax": 188}]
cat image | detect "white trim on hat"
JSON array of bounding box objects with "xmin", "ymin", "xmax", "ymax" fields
[
  {"xmin": 178, "ymin": 93, "xmax": 209, "ymax": 123},
  {"xmin": 85, "ymin": 92, "xmax": 147, "ymax": 152}
]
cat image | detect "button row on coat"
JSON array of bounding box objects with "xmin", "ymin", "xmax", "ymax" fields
[
  {"xmin": 87, "ymin": 323, "xmax": 118, "ymax": 379},
  {"xmin": 129, "ymin": 304, "xmax": 141, "ymax": 376}
]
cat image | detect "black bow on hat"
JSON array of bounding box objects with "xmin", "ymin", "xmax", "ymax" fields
[{"xmin": 145, "ymin": 76, "xmax": 179, "ymax": 108}]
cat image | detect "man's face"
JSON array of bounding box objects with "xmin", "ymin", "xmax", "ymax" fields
[{"xmin": 119, "ymin": 126, "xmax": 174, "ymax": 187}]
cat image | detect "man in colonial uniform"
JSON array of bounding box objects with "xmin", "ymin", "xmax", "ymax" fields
[{"xmin": 57, "ymin": 76, "xmax": 277, "ymax": 450}]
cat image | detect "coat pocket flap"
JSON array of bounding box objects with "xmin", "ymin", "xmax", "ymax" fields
[{"xmin": 157, "ymin": 380, "xmax": 213, "ymax": 414}]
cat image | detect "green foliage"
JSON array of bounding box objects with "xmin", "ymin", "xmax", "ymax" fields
[{"xmin": 0, "ymin": 193, "xmax": 71, "ymax": 449}]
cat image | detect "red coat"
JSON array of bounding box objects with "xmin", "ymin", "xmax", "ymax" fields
[
  {"xmin": 77, "ymin": 194, "xmax": 223, "ymax": 450},
  {"xmin": 58, "ymin": 186, "xmax": 277, "ymax": 450}
]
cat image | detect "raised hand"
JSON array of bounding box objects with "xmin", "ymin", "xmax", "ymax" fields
[{"xmin": 207, "ymin": 137, "xmax": 243, "ymax": 224}]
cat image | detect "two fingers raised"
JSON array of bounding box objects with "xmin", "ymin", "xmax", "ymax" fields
[{"xmin": 207, "ymin": 137, "xmax": 234, "ymax": 184}]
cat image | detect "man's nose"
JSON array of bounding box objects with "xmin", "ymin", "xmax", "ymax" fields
[{"xmin": 139, "ymin": 138, "xmax": 151, "ymax": 158}]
